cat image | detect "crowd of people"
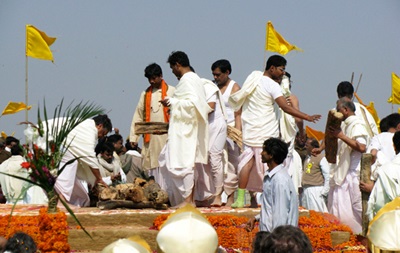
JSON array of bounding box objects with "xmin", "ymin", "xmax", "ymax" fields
[{"xmin": 0, "ymin": 50, "xmax": 399, "ymax": 239}]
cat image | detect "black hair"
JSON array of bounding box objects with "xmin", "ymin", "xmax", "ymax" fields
[
  {"xmin": 252, "ymin": 231, "xmax": 271, "ymax": 253},
  {"xmin": 336, "ymin": 81, "xmax": 354, "ymax": 99},
  {"xmin": 167, "ymin": 51, "xmax": 190, "ymax": 67},
  {"xmin": 263, "ymin": 138, "xmax": 289, "ymax": 164},
  {"xmin": 10, "ymin": 145, "xmax": 23, "ymax": 156},
  {"xmin": 144, "ymin": 63, "xmax": 163, "ymax": 78},
  {"xmin": 385, "ymin": 113, "xmax": 400, "ymax": 130},
  {"xmin": 265, "ymin": 55, "xmax": 286, "ymax": 71},
  {"xmin": 4, "ymin": 232, "xmax": 37, "ymax": 253},
  {"xmin": 260, "ymin": 225, "xmax": 313, "ymax": 253},
  {"xmin": 106, "ymin": 134, "xmax": 123, "ymax": 145},
  {"xmin": 5, "ymin": 136, "xmax": 19, "ymax": 146},
  {"xmin": 92, "ymin": 114, "xmax": 112, "ymax": 132},
  {"xmin": 308, "ymin": 138, "xmax": 320, "ymax": 149},
  {"xmin": 393, "ymin": 131, "xmax": 400, "ymax": 154},
  {"xmin": 95, "ymin": 140, "xmax": 115, "ymax": 156},
  {"xmin": 379, "ymin": 115, "xmax": 390, "ymax": 132},
  {"xmin": 211, "ymin": 59, "xmax": 232, "ymax": 74}
]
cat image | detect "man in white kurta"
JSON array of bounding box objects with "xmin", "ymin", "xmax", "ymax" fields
[
  {"xmin": 194, "ymin": 79, "xmax": 227, "ymax": 206},
  {"xmin": 362, "ymin": 113, "xmax": 400, "ymax": 194},
  {"xmin": 53, "ymin": 115, "xmax": 112, "ymax": 207},
  {"xmin": 159, "ymin": 51, "xmax": 211, "ymax": 207},
  {"xmin": 212, "ymin": 59, "xmax": 241, "ymax": 206},
  {"xmin": 328, "ymin": 98, "xmax": 369, "ymax": 234},
  {"xmin": 130, "ymin": 63, "xmax": 175, "ymax": 189},
  {"xmin": 228, "ymin": 55, "xmax": 320, "ymax": 208},
  {"xmin": 367, "ymin": 131, "xmax": 400, "ymax": 220}
]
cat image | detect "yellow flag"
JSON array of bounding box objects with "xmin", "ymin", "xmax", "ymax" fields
[
  {"xmin": 305, "ymin": 126, "xmax": 325, "ymax": 142},
  {"xmin": 265, "ymin": 21, "xmax": 303, "ymax": 55},
  {"xmin": 387, "ymin": 72, "xmax": 400, "ymax": 104},
  {"xmin": 1, "ymin": 102, "xmax": 32, "ymax": 116},
  {"xmin": 26, "ymin": 24, "xmax": 56, "ymax": 61}
]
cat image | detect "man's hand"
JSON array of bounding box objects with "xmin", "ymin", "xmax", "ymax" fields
[
  {"xmin": 111, "ymin": 173, "xmax": 121, "ymax": 182},
  {"xmin": 307, "ymin": 114, "xmax": 321, "ymax": 123},
  {"xmin": 246, "ymin": 217, "xmax": 257, "ymax": 232},
  {"xmin": 95, "ymin": 178, "xmax": 108, "ymax": 188},
  {"xmin": 311, "ymin": 147, "xmax": 322, "ymax": 156},
  {"xmin": 160, "ymin": 98, "xmax": 170, "ymax": 107},
  {"xmin": 328, "ymin": 126, "xmax": 343, "ymax": 138},
  {"xmin": 360, "ymin": 181, "xmax": 375, "ymax": 193}
]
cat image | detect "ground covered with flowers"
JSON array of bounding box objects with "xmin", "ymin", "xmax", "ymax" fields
[
  {"xmin": 152, "ymin": 210, "xmax": 367, "ymax": 253},
  {"xmin": 0, "ymin": 207, "xmax": 70, "ymax": 253}
]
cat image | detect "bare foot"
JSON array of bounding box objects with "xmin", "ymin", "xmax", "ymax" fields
[
  {"xmin": 224, "ymin": 194, "xmax": 235, "ymax": 207},
  {"xmin": 210, "ymin": 195, "xmax": 222, "ymax": 207},
  {"xmin": 249, "ymin": 195, "xmax": 258, "ymax": 208}
]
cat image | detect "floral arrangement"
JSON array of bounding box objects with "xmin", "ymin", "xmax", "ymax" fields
[
  {"xmin": 152, "ymin": 211, "xmax": 367, "ymax": 253},
  {"xmin": 17, "ymin": 100, "xmax": 105, "ymax": 213},
  {"xmin": 0, "ymin": 100, "xmax": 105, "ymax": 242},
  {"xmin": 0, "ymin": 207, "xmax": 70, "ymax": 253}
]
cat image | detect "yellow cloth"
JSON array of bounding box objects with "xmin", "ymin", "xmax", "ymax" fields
[
  {"xmin": 26, "ymin": 24, "xmax": 56, "ymax": 61},
  {"xmin": 388, "ymin": 72, "xmax": 400, "ymax": 105},
  {"xmin": 1, "ymin": 102, "xmax": 32, "ymax": 116},
  {"xmin": 306, "ymin": 126, "xmax": 325, "ymax": 142},
  {"xmin": 265, "ymin": 21, "xmax": 303, "ymax": 55}
]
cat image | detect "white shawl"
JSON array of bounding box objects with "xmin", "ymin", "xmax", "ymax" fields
[
  {"xmin": 167, "ymin": 72, "xmax": 211, "ymax": 168},
  {"xmin": 330, "ymin": 115, "xmax": 368, "ymax": 186},
  {"xmin": 228, "ymin": 71, "xmax": 263, "ymax": 112}
]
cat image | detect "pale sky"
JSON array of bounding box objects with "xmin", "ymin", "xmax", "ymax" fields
[{"xmin": 1, "ymin": 1, "xmax": 399, "ymax": 141}]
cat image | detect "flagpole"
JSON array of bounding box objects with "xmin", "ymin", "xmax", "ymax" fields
[{"xmin": 25, "ymin": 55, "xmax": 29, "ymax": 123}]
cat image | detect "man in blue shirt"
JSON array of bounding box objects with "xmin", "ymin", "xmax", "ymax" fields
[{"xmin": 247, "ymin": 138, "xmax": 299, "ymax": 232}]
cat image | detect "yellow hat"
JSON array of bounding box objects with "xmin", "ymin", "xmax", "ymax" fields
[
  {"xmin": 156, "ymin": 204, "xmax": 218, "ymax": 253},
  {"xmin": 368, "ymin": 197, "xmax": 400, "ymax": 250}
]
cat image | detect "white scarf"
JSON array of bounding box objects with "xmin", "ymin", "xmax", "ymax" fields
[
  {"xmin": 330, "ymin": 115, "xmax": 368, "ymax": 186},
  {"xmin": 228, "ymin": 71, "xmax": 263, "ymax": 111}
]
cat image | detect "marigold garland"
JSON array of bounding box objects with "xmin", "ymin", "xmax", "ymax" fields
[
  {"xmin": 0, "ymin": 207, "xmax": 70, "ymax": 253},
  {"xmin": 152, "ymin": 211, "xmax": 367, "ymax": 253}
]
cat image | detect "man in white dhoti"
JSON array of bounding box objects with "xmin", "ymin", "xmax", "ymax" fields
[
  {"xmin": 301, "ymin": 138, "xmax": 329, "ymax": 212},
  {"xmin": 228, "ymin": 55, "xmax": 321, "ymax": 208},
  {"xmin": 367, "ymin": 131, "xmax": 400, "ymax": 220},
  {"xmin": 194, "ymin": 79, "xmax": 227, "ymax": 207},
  {"xmin": 159, "ymin": 51, "xmax": 211, "ymax": 208},
  {"xmin": 130, "ymin": 63, "xmax": 175, "ymax": 189},
  {"xmin": 327, "ymin": 98, "xmax": 369, "ymax": 233},
  {"xmin": 54, "ymin": 114, "xmax": 112, "ymax": 207},
  {"xmin": 211, "ymin": 59, "xmax": 241, "ymax": 206}
]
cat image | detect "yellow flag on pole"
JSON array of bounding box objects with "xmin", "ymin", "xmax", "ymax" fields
[
  {"xmin": 265, "ymin": 21, "xmax": 303, "ymax": 55},
  {"xmin": 1, "ymin": 102, "xmax": 32, "ymax": 116},
  {"xmin": 26, "ymin": 24, "xmax": 56, "ymax": 61},
  {"xmin": 387, "ymin": 72, "xmax": 400, "ymax": 104},
  {"xmin": 305, "ymin": 126, "xmax": 325, "ymax": 142}
]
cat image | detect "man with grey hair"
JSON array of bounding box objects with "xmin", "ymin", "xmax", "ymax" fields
[{"xmin": 327, "ymin": 97, "xmax": 369, "ymax": 234}]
